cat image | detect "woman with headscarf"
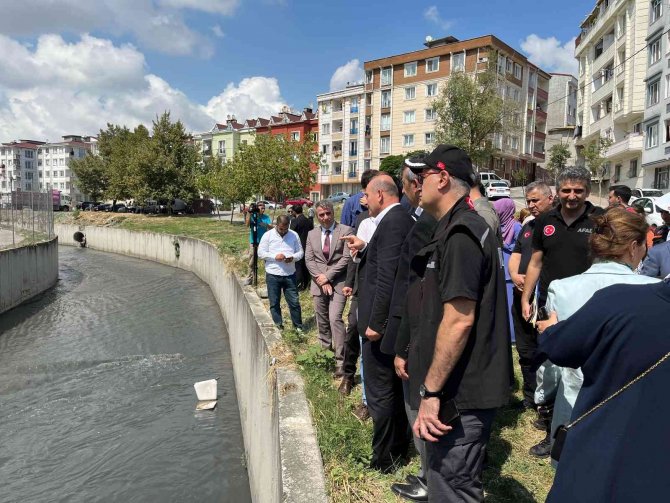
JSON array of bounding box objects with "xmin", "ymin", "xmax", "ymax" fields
[{"xmin": 493, "ymin": 197, "xmax": 522, "ymax": 340}]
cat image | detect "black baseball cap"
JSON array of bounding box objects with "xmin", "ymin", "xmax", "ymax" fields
[
  {"xmin": 404, "ymin": 153, "xmax": 427, "ymax": 170},
  {"xmin": 409, "ymin": 144, "xmax": 476, "ymax": 186}
]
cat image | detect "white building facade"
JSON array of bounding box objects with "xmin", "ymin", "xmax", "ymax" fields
[
  {"xmin": 543, "ymin": 73, "xmax": 579, "ymax": 172},
  {"xmin": 317, "ymin": 84, "xmax": 367, "ymax": 197},
  {"xmin": 575, "ymin": 0, "xmax": 649, "ymax": 187}
]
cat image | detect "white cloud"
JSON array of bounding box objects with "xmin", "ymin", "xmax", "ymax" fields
[
  {"xmin": 521, "ymin": 34, "xmax": 579, "ymax": 75},
  {"xmin": 424, "ymin": 6, "xmax": 452, "ymax": 31},
  {"xmin": 329, "ymin": 59, "xmax": 364, "ymax": 92},
  {"xmin": 0, "ymin": 0, "xmax": 240, "ymax": 57},
  {"xmin": 211, "ymin": 25, "xmax": 225, "ymax": 38},
  {"xmin": 206, "ymin": 77, "xmax": 287, "ymax": 122},
  {"xmin": 0, "ymin": 34, "xmax": 286, "ymax": 141}
]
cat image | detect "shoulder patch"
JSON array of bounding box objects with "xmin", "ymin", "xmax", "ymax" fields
[{"xmin": 543, "ymin": 225, "xmax": 556, "ymax": 237}]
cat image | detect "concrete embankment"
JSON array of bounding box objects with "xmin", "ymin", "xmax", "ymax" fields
[
  {"xmin": 0, "ymin": 237, "xmax": 59, "ymax": 315},
  {"xmin": 55, "ymin": 224, "xmax": 327, "ymax": 503}
]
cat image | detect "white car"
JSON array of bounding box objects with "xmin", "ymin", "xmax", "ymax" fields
[
  {"xmin": 485, "ymin": 181, "xmax": 511, "ymax": 199},
  {"xmin": 479, "ymin": 172, "xmax": 511, "ymax": 187},
  {"xmin": 631, "ymin": 197, "xmax": 666, "ymax": 227},
  {"xmin": 629, "ymin": 188, "xmax": 664, "ymax": 204}
]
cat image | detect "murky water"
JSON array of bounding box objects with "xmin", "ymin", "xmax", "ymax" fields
[{"xmin": 0, "ymin": 247, "xmax": 251, "ymax": 502}]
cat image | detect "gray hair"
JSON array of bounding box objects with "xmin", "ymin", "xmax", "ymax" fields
[
  {"xmin": 402, "ymin": 165, "xmax": 419, "ymax": 183},
  {"xmin": 315, "ymin": 200, "xmax": 334, "ymax": 213},
  {"xmin": 525, "ymin": 181, "xmax": 552, "ymax": 197},
  {"xmin": 276, "ymin": 215, "xmax": 290, "ymax": 226},
  {"xmin": 556, "ymin": 166, "xmax": 591, "ymax": 189},
  {"xmin": 451, "ymin": 177, "xmax": 470, "ymax": 197}
]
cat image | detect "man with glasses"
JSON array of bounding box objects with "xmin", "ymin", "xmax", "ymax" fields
[
  {"xmin": 521, "ymin": 166, "xmax": 603, "ymax": 457},
  {"xmin": 406, "ymin": 144, "xmax": 512, "ymax": 501}
]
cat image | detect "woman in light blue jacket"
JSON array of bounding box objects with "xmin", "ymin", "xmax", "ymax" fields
[{"xmin": 536, "ymin": 208, "xmax": 660, "ymax": 462}]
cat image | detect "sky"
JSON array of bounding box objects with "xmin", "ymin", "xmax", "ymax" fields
[{"xmin": 0, "ymin": 0, "xmax": 590, "ymax": 141}]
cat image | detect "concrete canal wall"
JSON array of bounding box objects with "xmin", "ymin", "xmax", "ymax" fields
[
  {"xmin": 0, "ymin": 237, "xmax": 59, "ymax": 315},
  {"xmin": 54, "ymin": 224, "xmax": 327, "ymax": 503}
]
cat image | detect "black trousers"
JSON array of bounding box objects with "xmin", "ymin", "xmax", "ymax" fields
[
  {"xmin": 512, "ymin": 290, "xmax": 538, "ymax": 405},
  {"xmin": 342, "ymin": 296, "xmax": 360, "ymax": 380},
  {"xmin": 363, "ymin": 337, "xmax": 410, "ymax": 470},
  {"xmin": 294, "ymin": 259, "xmax": 309, "ymax": 290}
]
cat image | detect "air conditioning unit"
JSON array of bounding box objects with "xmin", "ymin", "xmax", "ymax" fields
[{"xmin": 478, "ymin": 57, "xmax": 489, "ymax": 63}]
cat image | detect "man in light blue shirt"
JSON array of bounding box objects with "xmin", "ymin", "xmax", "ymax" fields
[{"xmin": 258, "ymin": 215, "xmax": 304, "ymax": 331}]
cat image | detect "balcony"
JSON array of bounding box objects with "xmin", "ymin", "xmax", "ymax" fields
[
  {"xmin": 365, "ymin": 126, "xmax": 371, "ymax": 137},
  {"xmin": 533, "ymin": 151, "xmax": 546, "ymax": 160},
  {"xmin": 332, "ymin": 109, "xmax": 343, "ymax": 119},
  {"xmin": 349, "ymin": 150, "xmax": 358, "ymax": 157},
  {"xmin": 535, "ymin": 108, "xmax": 547, "ymax": 120},
  {"xmin": 331, "ymin": 130, "xmax": 343, "ymax": 141},
  {"xmin": 534, "ymin": 131, "xmax": 546, "ymax": 140},
  {"xmin": 365, "ymin": 82, "xmax": 374, "ymax": 92},
  {"xmin": 332, "ymin": 150, "xmax": 343, "ymax": 160},
  {"xmin": 350, "ymin": 106, "xmax": 359, "ymax": 114},
  {"xmin": 347, "ymin": 171, "xmax": 358, "ymax": 179},
  {"xmin": 537, "ymin": 88, "xmax": 549, "ymax": 101},
  {"xmin": 350, "ymin": 128, "xmax": 358, "ymax": 135},
  {"xmin": 605, "ymin": 132, "xmax": 643, "ymax": 160},
  {"xmin": 364, "ymin": 150, "xmax": 371, "ymax": 159}
]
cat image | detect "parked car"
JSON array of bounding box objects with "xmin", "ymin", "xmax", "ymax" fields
[
  {"xmin": 80, "ymin": 201, "xmax": 99, "ymax": 211},
  {"xmin": 479, "ymin": 172, "xmax": 511, "ymax": 187},
  {"xmin": 284, "ymin": 197, "xmax": 314, "ymax": 207},
  {"xmin": 111, "ymin": 203, "xmax": 127, "ymax": 213},
  {"xmin": 630, "ymin": 188, "xmax": 665, "ymax": 203},
  {"xmin": 93, "ymin": 203, "xmax": 108, "ymax": 211},
  {"xmin": 485, "ymin": 181, "xmax": 511, "ymax": 199},
  {"xmin": 631, "ymin": 197, "xmax": 666, "ymax": 226},
  {"xmin": 328, "ymin": 192, "xmax": 350, "ymax": 203}
]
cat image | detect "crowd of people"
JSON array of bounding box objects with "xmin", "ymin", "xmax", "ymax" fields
[{"xmin": 243, "ymin": 144, "xmax": 670, "ymax": 502}]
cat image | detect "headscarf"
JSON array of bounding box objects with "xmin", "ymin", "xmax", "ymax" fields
[{"xmin": 493, "ymin": 198, "xmax": 517, "ymax": 245}]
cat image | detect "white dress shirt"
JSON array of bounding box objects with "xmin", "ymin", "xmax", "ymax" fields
[
  {"xmin": 372, "ymin": 202, "xmax": 400, "ymax": 226},
  {"xmin": 352, "ymin": 217, "xmax": 378, "ymax": 264},
  {"xmin": 258, "ymin": 228, "xmax": 304, "ymax": 276},
  {"xmin": 320, "ymin": 223, "xmax": 336, "ymax": 249}
]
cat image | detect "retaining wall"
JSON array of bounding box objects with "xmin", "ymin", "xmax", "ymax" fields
[
  {"xmin": 0, "ymin": 237, "xmax": 59, "ymax": 314},
  {"xmin": 55, "ymin": 224, "xmax": 327, "ymax": 503}
]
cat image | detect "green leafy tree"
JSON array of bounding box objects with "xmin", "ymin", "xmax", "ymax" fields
[
  {"xmin": 379, "ymin": 150, "xmax": 427, "ymax": 178},
  {"xmin": 546, "ymin": 142, "xmax": 572, "ymax": 184},
  {"xmin": 433, "ymin": 53, "xmax": 520, "ymax": 169},
  {"xmin": 583, "ymin": 137, "xmax": 613, "ymax": 202},
  {"xmin": 69, "ymin": 154, "xmax": 108, "ymax": 201}
]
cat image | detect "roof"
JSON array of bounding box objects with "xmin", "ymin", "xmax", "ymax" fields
[{"xmin": 1, "ymin": 142, "xmax": 39, "ymax": 149}]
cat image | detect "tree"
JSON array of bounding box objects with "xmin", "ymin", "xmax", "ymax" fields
[
  {"xmin": 379, "ymin": 150, "xmax": 428, "ymax": 178},
  {"xmin": 69, "ymin": 154, "xmax": 107, "ymax": 201},
  {"xmin": 583, "ymin": 137, "xmax": 613, "ymax": 202},
  {"xmin": 433, "ymin": 54, "xmax": 520, "ymax": 169},
  {"xmin": 546, "ymin": 142, "xmax": 572, "ymax": 184}
]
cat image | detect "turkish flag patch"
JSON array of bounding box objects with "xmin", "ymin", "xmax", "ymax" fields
[
  {"xmin": 524, "ymin": 231, "xmax": 531, "ymax": 239},
  {"xmin": 543, "ymin": 225, "xmax": 556, "ymax": 237}
]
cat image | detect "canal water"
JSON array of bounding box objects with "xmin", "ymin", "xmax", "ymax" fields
[{"xmin": 0, "ymin": 247, "xmax": 251, "ymax": 502}]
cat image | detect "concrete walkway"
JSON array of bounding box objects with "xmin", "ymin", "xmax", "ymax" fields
[{"xmin": 0, "ymin": 228, "xmax": 20, "ymax": 248}]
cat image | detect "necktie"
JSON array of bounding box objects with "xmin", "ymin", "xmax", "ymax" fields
[{"xmin": 323, "ymin": 230, "xmax": 331, "ymax": 260}]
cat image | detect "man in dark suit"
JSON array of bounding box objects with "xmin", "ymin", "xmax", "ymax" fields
[
  {"xmin": 343, "ymin": 173, "xmax": 415, "ymax": 472},
  {"xmin": 290, "ymin": 204, "xmax": 313, "ymax": 290}
]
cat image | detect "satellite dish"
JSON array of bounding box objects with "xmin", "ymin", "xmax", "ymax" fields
[{"xmin": 426, "ymin": 36, "xmax": 433, "ymax": 43}]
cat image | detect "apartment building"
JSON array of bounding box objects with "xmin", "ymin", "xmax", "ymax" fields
[
  {"xmin": 362, "ymin": 35, "xmax": 551, "ymax": 182},
  {"xmin": 543, "ymin": 73, "xmax": 579, "ymax": 172},
  {"xmin": 641, "ymin": 0, "xmax": 670, "ymax": 190},
  {"xmin": 316, "ymin": 83, "xmax": 367, "ymax": 198},
  {"xmin": 575, "ymin": 0, "xmax": 648, "ymax": 187},
  {"xmin": 0, "ymin": 140, "xmax": 43, "ymax": 193},
  {"xmin": 197, "ymin": 116, "xmax": 256, "ymax": 163}
]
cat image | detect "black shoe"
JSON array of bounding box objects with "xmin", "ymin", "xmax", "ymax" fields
[
  {"xmin": 529, "ymin": 436, "xmax": 551, "ymax": 458},
  {"xmin": 532, "ymin": 416, "xmax": 545, "ymax": 431},
  {"xmin": 391, "ymin": 480, "xmax": 428, "ymax": 502}
]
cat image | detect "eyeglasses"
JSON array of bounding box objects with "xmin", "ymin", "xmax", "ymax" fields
[{"xmin": 417, "ymin": 170, "xmax": 442, "ymax": 184}]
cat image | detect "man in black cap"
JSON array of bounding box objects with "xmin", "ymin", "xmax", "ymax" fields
[{"xmin": 407, "ymin": 144, "xmax": 512, "ymax": 501}]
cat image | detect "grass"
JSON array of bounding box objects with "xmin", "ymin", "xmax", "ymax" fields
[{"xmin": 56, "ymin": 210, "xmax": 554, "ymax": 502}]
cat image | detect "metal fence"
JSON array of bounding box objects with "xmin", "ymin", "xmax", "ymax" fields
[{"xmin": 0, "ymin": 191, "xmax": 54, "ymax": 250}]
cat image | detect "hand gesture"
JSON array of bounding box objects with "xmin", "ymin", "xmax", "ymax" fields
[{"xmin": 340, "ymin": 235, "xmax": 366, "ymax": 253}]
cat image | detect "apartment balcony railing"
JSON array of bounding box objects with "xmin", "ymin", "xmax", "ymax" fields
[
  {"xmin": 333, "ymin": 151, "xmax": 342, "ymax": 159},
  {"xmin": 533, "ymin": 151, "xmax": 546, "ymax": 160},
  {"xmin": 534, "ymin": 131, "xmax": 547, "ymax": 140},
  {"xmin": 381, "ymin": 102, "xmax": 391, "ymax": 109},
  {"xmin": 537, "ymin": 88, "xmax": 549, "ymax": 101},
  {"xmin": 350, "ymin": 128, "xmax": 358, "ymax": 135},
  {"xmin": 331, "ymin": 131, "xmax": 343, "ymax": 141},
  {"xmin": 350, "ymin": 106, "xmax": 359, "ymax": 114},
  {"xmin": 364, "ymin": 150, "xmax": 371, "ymax": 159},
  {"xmin": 604, "ymin": 132, "xmax": 643, "ymax": 159},
  {"xmin": 535, "ymin": 109, "xmax": 547, "ymax": 120},
  {"xmin": 349, "ymin": 150, "xmax": 358, "ymax": 157},
  {"xmin": 347, "ymin": 171, "xmax": 357, "ymax": 179}
]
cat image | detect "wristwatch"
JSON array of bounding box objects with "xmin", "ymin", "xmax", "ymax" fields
[{"xmin": 419, "ymin": 383, "xmax": 444, "ymax": 399}]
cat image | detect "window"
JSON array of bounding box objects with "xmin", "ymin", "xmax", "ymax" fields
[
  {"xmin": 595, "ymin": 38, "xmax": 604, "ymax": 59},
  {"xmin": 514, "ymin": 89, "xmax": 521, "ymax": 102},
  {"xmin": 350, "ymin": 141, "xmax": 358, "ymax": 156},
  {"xmin": 25, "ymin": 150, "xmax": 34, "ymax": 158},
  {"xmin": 322, "ymin": 123, "xmax": 330, "ymax": 135},
  {"xmin": 381, "ymin": 90, "xmax": 391, "ymax": 108},
  {"xmin": 654, "ymin": 166, "xmax": 670, "ymax": 189},
  {"xmin": 579, "ymin": 57, "xmax": 585, "ymax": 76},
  {"xmin": 380, "ymin": 113, "xmax": 391, "ymax": 131},
  {"xmin": 365, "ymin": 70, "xmax": 373, "ymax": 84},
  {"xmin": 381, "ymin": 67, "xmax": 392, "ymax": 85},
  {"xmin": 666, "ymin": 74, "xmax": 670, "ymax": 98},
  {"xmin": 321, "ymin": 144, "xmax": 330, "ymax": 154},
  {"xmin": 350, "ymin": 97, "xmax": 359, "ymax": 113},
  {"xmin": 452, "ymin": 52, "xmax": 465, "ymax": 72},
  {"xmin": 25, "ymin": 161, "xmax": 33, "ymax": 169},
  {"xmin": 380, "ymin": 137, "xmax": 390, "ymax": 154},
  {"xmin": 38, "ymin": 171, "xmax": 42, "ymax": 178},
  {"xmin": 629, "ymin": 159, "xmax": 638, "ymax": 178},
  {"xmin": 403, "ymin": 134, "xmax": 415, "ymax": 147},
  {"xmin": 404, "ymin": 62, "xmax": 417, "ymax": 77},
  {"xmin": 506, "ymin": 59, "xmax": 513, "ymax": 73},
  {"xmin": 425, "ymin": 132, "xmax": 435, "ymax": 145},
  {"xmin": 45, "ymin": 170, "xmax": 50, "ymax": 177},
  {"xmin": 617, "ymin": 14, "xmax": 627, "ymax": 38},
  {"xmin": 38, "ymin": 159, "xmax": 42, "ymax": 166},
  {"xmin": 666, "ymin": 120, "xmax": 670, "ymax": 142},
  {"xmin": 403, "ymin": 110, "xmax": 416, "ymax": 124},
  {"xmin": 646, "ymin": 122, "xmax": 659, "ymax": 148},
  {"xmin": 649, "ymin": 38, "xmax": 661, "ymax": 65},
  {"xmin": 348, "ymin": 161, "xmax": 358, "ymax": 178},
  {"xmin": 321, "ymin": 102, "xmax": 331, "ymax": 114},
  {"xmin": 514, "ymin": 63, "xmax": 522, "ymax": 79},
  {"xmin": 405, "ymin": 87, "xmax": 416, "ymax": 100},
  {"xmin": 651, "ymin": 0, "xmax": 662, "ymax": 24},
  {"xmin": 25, "ymin": 172, "xmax": 33, "ymax": 180},
  {"xmin": 426, "ymin": 83, "xmax": 437, "ymax": 96},
  {"xmin": 647, "ymin": 79, "xmax": 660, "ymax": 107},
  {"xmin": 497, "ymin": 55, "xmax": 505, "ymax": 74},
  {"xmin": 425, "ymin": 108, "xmax": 436, "ymax": 121},
  {"xmin": 291, "ymin": 131, "xmax": 300, "ymax": 141},
  {"xmin": 350, "ymin": 118, "xmax": 358, "ymax": 134},
  {"xmin": 511, "ymin": 136, "xmax": 519, "ymax": 150},
  {"xmin": 426, "ymin": 57, "xmax": 440, "ymax": 73}
]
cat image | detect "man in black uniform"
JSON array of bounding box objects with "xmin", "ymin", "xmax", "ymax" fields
[
  {"xmin": 520, "ymin": 166, "xmax": 603, "ymax": 457},
  {"xmin": 508, "ymin": 181, "xmax": 554, "ymax": 409},
  {"xmin": 290, "ymin": 204, "xmax": 314, "ymax": 290},
  {"xmin": 407, "ymin": 145, "xmax": 512, "ymax": 501}
]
